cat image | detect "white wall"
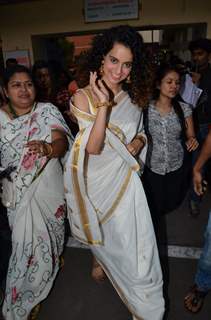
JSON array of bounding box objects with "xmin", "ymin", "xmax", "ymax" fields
[{"xmin": 0, "ymin": 0, "xmax": 211, "ymax": 63}]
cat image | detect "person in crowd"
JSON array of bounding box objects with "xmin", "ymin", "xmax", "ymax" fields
[
  {"xmin": 32, "ymin": 60, "xmax": 53, "ymax": 102},
  {"xmin": 32, "ymin": 59, "xmax": 71, "ymax": 112},
  {"xmin": 5, "ymin": 58, "xmax": 17, "ymax": 69},
  {"xmin": 68, "ymin": 51, "xmax": 90, "ymax": 96},
  {"xmin": 188, "ymin": 38, "xmax": 211, "ymax": 217},
  {"xmin": 0, "ymin": 202, "xmax": 11, "ymax": 307},
  {"xmin": 64, "ymin": 25, "xmax": 164, "ymax": 320},
  {"xmin": 67, "ymin": 52, "xmax": 90, "ymax": 133},
  {"xmin": 0, "ymin": 64, "xmax": 72, "ymax": 320},
  {"xmin": 142, "ymin": 64, "xmax": 198, "ymax": 233},
  {"xmin": 0, "ymin": 74, "xmax": 11, "ymax": 306},
  {"xmin": 184, "ymin": 128, "xmax": 211, "ymax": 313},
  {"xmin": 32, "ymin": 60, "xmax": 78, "ymax": 135},
  {"xmin": 48, "ymin": 59, "xmax": 72, "ymax": 109}
]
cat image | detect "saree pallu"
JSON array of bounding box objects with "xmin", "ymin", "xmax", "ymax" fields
[
  {"xmin": 3, "ymin": 160, "xmax": 65, "ymax": 320},
  {"xmin": 0, "ymin": 103, "xmax": 72, "ymax": 319},
  {"xmin": 64, "ymin": 91, "xmax": 165, "ymax": 320}
]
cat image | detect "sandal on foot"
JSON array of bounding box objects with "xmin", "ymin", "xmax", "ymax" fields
[
  {"xmin": 28, "ymin": 303, "xmax": 41, "ymax": 320},
  {"xmin": 91, "ymin": 260, "xmax": 106, "ymax": 283},
  {"xmin": 184, "ymin": 284, "xmax": 208, "ymax": 313}
]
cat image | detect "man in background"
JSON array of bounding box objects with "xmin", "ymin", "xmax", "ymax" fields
[
  {"xmin": 184, "ymin": 129, "xmax": 211, "ymax": 313},
  {"xmin": 188, "ymin": 38, "xmax": 211, "ymax": 216}
]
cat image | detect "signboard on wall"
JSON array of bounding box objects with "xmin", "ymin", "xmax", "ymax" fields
[
  {"xmin": 3, "ymin": 50, "xmax": 30, "ymax": 67},
  {"xmin": 84, "ymin": 0, "xmax": 139, "ymax": 23}
]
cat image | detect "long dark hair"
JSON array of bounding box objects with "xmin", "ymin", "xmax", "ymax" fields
[
  {"xmin": 152, "ymin": 63, "xmax": 186, "ymax": 139},
  {"xmin": 85, "ymin": 25, "xmax": 152, "ymax": 108},
  {"xmin": 3, "ymin": 64, "xmax": 33, "ymax": 89}
]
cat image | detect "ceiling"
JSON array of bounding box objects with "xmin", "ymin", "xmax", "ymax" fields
[{"xmin": 0, "ymin": 0, "xmax": 38, "ymax": 5}]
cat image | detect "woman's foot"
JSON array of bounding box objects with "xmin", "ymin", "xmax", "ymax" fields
[
  {"xmin": 28, "ymin": 303, "xmax": 41, "ymax": 320},
  {"xmin": 184, "ymin": 284, "xmax": 208, "ymax": 313},
  {"xmin": 91, "ymin": 258, "xmax": 106, "ymax": 283}
]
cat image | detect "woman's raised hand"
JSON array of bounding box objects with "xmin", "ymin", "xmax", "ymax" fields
[{"xmin": 90, "ymin": 72, "xmax": 110, "ymax": 104}]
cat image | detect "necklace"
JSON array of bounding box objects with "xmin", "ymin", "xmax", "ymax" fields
[
  {"xmin": 8, "ymin": 102, "xmax": 19, "ymax": 119},
  {"xmin": 8, "ymin": 102, "xmax": 34, "ymax": 119}
]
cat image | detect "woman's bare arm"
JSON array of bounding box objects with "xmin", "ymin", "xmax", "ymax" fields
[
  {"xmin": 73, "ymin": 72, "xmax": 110, "ymax": 155},
  {"xmin": 185, "ymin": 115, "xmax": 199, "ymax": 152}
]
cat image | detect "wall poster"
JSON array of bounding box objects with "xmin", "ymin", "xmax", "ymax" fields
[{"xmin": 84, "ymin": 0, "xmax": 139, "ymax": 23}]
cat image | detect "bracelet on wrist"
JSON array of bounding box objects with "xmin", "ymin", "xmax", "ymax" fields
[
  {"xmin": 135, "ymin": 135, "xmax": 146, "ymax": 146},
  {"xmin": 96, "ymin": 101, "xmax": 113, "ymax": 108},
  {"xmin": 45, "ymin": 142, "xmax": 53, "ymax": 158}
]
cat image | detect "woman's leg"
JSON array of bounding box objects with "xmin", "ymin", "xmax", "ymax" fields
[
  {"xmin": 142, "ymin": 167, "xmax": 165, "ymax": 234},
  {"xmin": 164, "ymin": 165, "xmax": 188, "ymax": 214}
]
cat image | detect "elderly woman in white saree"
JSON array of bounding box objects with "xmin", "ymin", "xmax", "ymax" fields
[
  {"xmin": 0, "ymin": 65, "xmax": 72, "ymax": 320},
  {"xmin": 64, "ymin": 26, "xmax": 164, "ymax": 320}
]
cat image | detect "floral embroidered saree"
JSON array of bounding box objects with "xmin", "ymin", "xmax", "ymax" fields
[{"xmin": 0, "ymin": 102, "xmax": 72, "ymax": 320}]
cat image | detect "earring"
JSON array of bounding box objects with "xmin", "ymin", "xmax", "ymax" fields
[
  {"xmin": 99, "ymin": 60, "xmax": 104, "ymax": 76},
  {"xmin": 125, "ymin": 75, "xmax": 131, "ymax": 84}
]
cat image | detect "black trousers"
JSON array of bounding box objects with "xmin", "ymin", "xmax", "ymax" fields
[
  {"xmin": 0, "ymin": 202, "xmax": 11, "ymax": 288},
  {"xmin": 142, "ymin": 164, "xmax": 190, "ymax": 231}
]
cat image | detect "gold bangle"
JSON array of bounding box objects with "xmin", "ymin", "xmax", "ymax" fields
[
  {"xmin": 96, "ymin": 101, "xmax": 113, "ymax": 108},
  {"xmin": 135, "ymin": 135, "xmax": 146, "ymax": 146},
  {"xmin": 45, "ymin": 143, "xmax": 53, "ymax": 158}
]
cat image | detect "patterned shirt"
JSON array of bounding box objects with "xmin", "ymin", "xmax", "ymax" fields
[{"xmin": 146, "ymin": 101, "xmax": 192, "ymax": 175}]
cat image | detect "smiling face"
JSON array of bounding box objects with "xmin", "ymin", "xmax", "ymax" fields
[
  {"xmin": 102, "ymin": 42, "xmax": 133, "ymax": 90},
  {"xmin": 5, "ymin": 72, "xmax": 35, "ymax": 110},
  {"xmin": 158, "ymin": 71, "xmax": 180, "ymax": 100}
]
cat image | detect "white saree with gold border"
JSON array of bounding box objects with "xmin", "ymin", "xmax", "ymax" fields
[{"xmin": 64, "ymin": 90, "xmax": 165, "ymax": 320}]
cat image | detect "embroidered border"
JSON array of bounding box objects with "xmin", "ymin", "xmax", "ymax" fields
[{"xmin": 71, "ymin": 129, "xmax": 101, "ymax": 244}]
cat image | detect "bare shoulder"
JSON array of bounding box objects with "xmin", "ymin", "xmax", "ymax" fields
[{"xmin": 72, "ymin": 87, "xmax": 90, "ymax": 113}]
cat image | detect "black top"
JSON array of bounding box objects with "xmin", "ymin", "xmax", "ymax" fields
[{"xmin": 194, "ymin": 64, "xmax": 211, "ymax": 127}]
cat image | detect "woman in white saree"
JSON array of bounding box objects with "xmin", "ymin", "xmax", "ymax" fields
[
  {"xmin": 0, "ymin": 65, "xmax": 72, "ymax": 320},
  {"xmin": 64, "ymin": 26, "xmax": 164, "ymax": 320}
]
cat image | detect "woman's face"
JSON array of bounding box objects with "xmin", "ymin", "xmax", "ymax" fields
[
  {"xmin": 102, "ymin": 42, "xmax": 133, "ymax": 88},
  {"xmin": 5, "ymin": 72, "xmax": 35, "ymax": 109},
  {"xmin": 159, "ymin": 71, "xmax": 180, "ymax": 99}
]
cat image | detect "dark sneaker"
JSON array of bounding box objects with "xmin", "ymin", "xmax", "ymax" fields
[{"xmin": 189, "ymin": 200, "xmax": 200, "ymax": 218}]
